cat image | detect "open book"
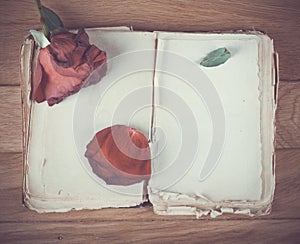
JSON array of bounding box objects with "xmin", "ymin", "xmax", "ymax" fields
[{"xmin": 21, "ymin": 27, "xmax": 278, "ymax": 217}]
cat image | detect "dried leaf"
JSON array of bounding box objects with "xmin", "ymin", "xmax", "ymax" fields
[
  {"xmin": 40, "ymin": 6, "xmax": 64, "ymax": 34},
  {"xmin": 200, "ymin": 47, "xmax": 231, "ymax": 67},
  {"xmin": 35, "ymin": 0, "xmax": 65, "ymax": 39}
]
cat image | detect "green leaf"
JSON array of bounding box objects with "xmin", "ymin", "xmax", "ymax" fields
[
  {"xmin": 40, "ymin": 6, "xmax": 64, "ymax": 33},
  {"xmin": 200, "ymin": 47, "xmax": 231, "ymax": 67},
  {"xmin": 34, "ymin": 0, "xmax": 65, "ymax": 39}
]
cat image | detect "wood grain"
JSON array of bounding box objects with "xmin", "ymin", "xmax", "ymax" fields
[
  {"xmin": 0, "ymin": 0, "xmax": 300, "ymax": 85},
  {"xmin": 0, "ymin": 1, "xmax": 299, "ymax": 242},
  {"xmin": 0, "ymin": 149, "xmax": 299, "ymax": 222},
  {"xmin": 0, "ymin": 87, "xmax": 22, "ymax": 152},
  {"xmin": 0, "ymin": 220, "xmax": 299, "ymax": 243},
  {"xmin": 0, "ymin": 82, "xmax": 299, "ymax": 153},
  {"xmin": 276, "ymin": 82, "xmax": 300, "ymax": 149}
]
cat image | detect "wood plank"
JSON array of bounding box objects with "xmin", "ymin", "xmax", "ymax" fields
[
  {"xmin": 0, "ymin": 220, "xmax": 299, "ymax": 243},
  {"xmin": 273, "ymin": 149, "xmax": 300, "ymax": 216},
  {"xmin": 0, "ymin": 0, "xmax": 299, "ymax": 85},
  {"xmin": 0, "ymin": 149, "xmax": 299, "ymax": 221},
  {"xmin": 0, "ymin": 87, "xmax": 22, "ymax": 152},
  {"xmin": 0, "ymin": 2, "xmax": 299, "ymax": 243},
  {"xmin": 276, "ymin": 82, "xmax": 300, "ymax": 149},
  {"xmin": 0, "ymin": 81, "xmax": 299, "ymax": 153}
]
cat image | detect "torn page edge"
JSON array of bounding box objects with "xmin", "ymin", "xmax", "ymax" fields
[{"xmin": 150, "ymin": 191, "xmax": 272, "ymax": 218}]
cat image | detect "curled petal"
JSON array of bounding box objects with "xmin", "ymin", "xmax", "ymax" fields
[
  {"xmin": 75, "ymin": 28, "xmax": 90, "ymax": 47},
  {"xmin": 32, "ymin": 61, "xmax": 46, "ymax": 103},
  {"xmin": 86, "ymin": 45, "xmax": 107, "ymax": 69},
  {"xmin": 85, "ymin": 125, "xmax": 151, "ymax": 186},
  {"xmin": 50, "ymin": 32, "xmax": 76, "ymax": 64}
]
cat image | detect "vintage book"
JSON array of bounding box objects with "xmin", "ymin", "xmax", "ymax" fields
[{"xmin": 21, "ymin": 27, "xmax": 278, "ymax": 217}]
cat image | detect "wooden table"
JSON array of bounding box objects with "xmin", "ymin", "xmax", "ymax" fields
[{"xmin": 0, "ymin": 0, "xmax": 299, "ymax": 242}]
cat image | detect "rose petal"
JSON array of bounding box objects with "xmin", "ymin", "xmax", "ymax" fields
[
  {"xmin": 85, "ymin": 125, "xmax": 151, "ymax": 186},
  {"xmin": 86, "ymin": 45, "xmax": 107, "ymax": 69},
  {"xmin": 71, "ymin": 45, "xmax": 87, "ymax": 68},
  {"xmin": 37, "ymin": 48, "xmax": 84, "ymax": 105},
  {"xmin": 75, "ymin": 28, "xmax": 90, "ymax": 47},
  {"xmin": 32, "ymin": 61, "xmax": 46, "ymax": 102},
  {"xmin": 50, "ymin": 32, "xmax": 76, "ymax": 64}
]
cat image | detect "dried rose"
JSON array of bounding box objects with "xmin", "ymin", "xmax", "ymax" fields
[
  {"xmin": 85, "ymin": 125, "xmax": 151, "ymax": 186},
  {"xmin": 32, "ymin": 28, "xmax": 106, "ymax": 106}
]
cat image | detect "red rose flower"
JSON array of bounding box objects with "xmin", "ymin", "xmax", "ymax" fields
[
  {"xmin": 32, "ymin": 28, "xmax": 106, "ymax": 106},
  {"xmin": 85, "ymin": 125, "xmax": 151, "ymax": 186}
]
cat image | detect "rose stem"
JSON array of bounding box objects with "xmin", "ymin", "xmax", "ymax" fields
[{"xmin": 34, "ymin": 0, "xmax": 50, "ymax": 39}]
